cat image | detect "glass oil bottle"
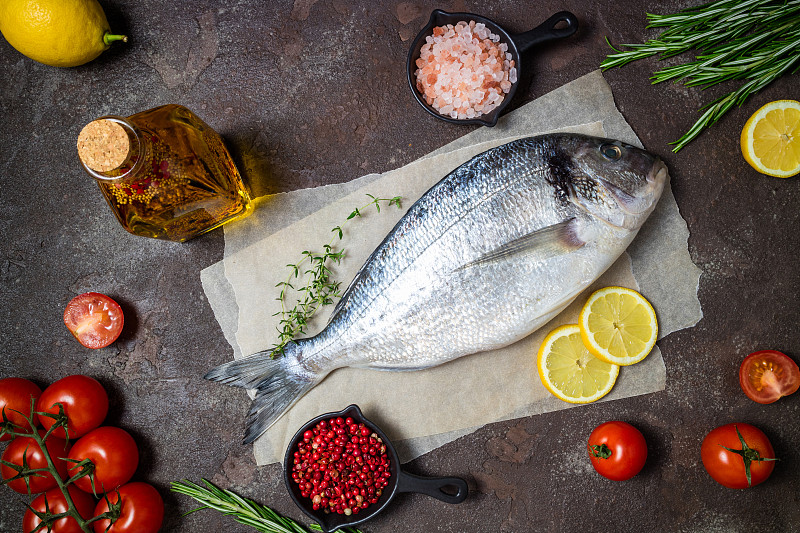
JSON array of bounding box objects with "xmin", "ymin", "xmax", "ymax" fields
[{"xmin": 77, "ymin": 104, "xmax": 253, "ymax": 242}]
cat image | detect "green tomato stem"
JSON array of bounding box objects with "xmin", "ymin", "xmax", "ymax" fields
[
  {"xmin": 589, "ymin": 443, "xmax": 613, "ymax": 459},
  {"xmin": 103, "ymin": 33, "xmax": 128, "ymax": 46},
  {"xmin": 719, "ymin": 424, "xmax": 779, "ymax": 487},
  {"xmin": 5, "ymin": 401, "xmax": 118, "ymax": 531},
  {"xmin": 25, "ymin": 407, "xmax": 94, "ymax": 533}
]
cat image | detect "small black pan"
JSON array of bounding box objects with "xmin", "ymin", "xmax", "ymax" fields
[
  {"xmin": 407, "ymin": 9, "xmax": 579, "ymax": 127},
  {"xmin": 284, "ymin": 404, "xmax": 468, "ymax": 533}
]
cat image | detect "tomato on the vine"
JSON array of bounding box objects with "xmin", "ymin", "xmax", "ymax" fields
[
  {"xmin": 701, "ymin": 423, "xmax": 776, "ymax": 488},
  {"xmin": 0, "ymin": 377, "xmax": 41, "ymax": 440},
  {"xmin": 739, "ymin": 350, "xmax": 799, "ymax": 404},
  {"xmin": 23, "ymin": 485, "xmax": 96, "ymax": 533},
  {"xmin": 1, "ymin": 430, "xmax": 70, "ymax": 494},
  {"xmin": 92, "ymin": 482, "xmax": 164, "ymax": 533},
  {"xmin": 63, "ymin": 292, "xmax": 124, "ymax": 349},
  {"xmin": 69, "ymin": 426, "xmax": 139, "ymax": 494},
  {"xmin": 36, "ymin": 375, "xmax": 109, "ymax": 439},
  {"xmin": 587, "ymin": 421, "xmax": 647, "ymax": 481}
]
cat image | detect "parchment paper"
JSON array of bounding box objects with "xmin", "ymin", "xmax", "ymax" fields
[{"xmin": 200, "ymin": 70, "xmax": 702, "ymax": 465}]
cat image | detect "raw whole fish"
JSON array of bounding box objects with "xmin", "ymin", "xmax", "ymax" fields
[{"xmin": 206, "ymin": 133, "xmax": 669, "ymax": 443}]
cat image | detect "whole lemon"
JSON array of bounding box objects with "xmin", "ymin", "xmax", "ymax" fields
[{"xmin": 0, "ymin": 0, "xmax": 127, "ymax": 67}]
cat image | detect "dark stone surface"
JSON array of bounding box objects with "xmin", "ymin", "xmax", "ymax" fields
[{"xmin": 1, "ymin": 1, "xmax": 798, "ymax": 532}]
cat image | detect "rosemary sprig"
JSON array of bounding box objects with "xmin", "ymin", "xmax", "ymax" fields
[
  {"xmin": 270, "ymin": 194, "xmax": 402, "ymax": 358},
  {"xmin": 601, "ymin": 0, "xmax": 800, "ymax": 151},
  {"xmin": 171, "ymin": 479, "xmax": 364, "ymax": 533}
]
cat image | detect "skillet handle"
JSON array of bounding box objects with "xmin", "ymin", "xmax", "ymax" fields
[
  {"xmin": 512, "ymin": 11, "xmax": 579, "ymax": 54},
  {"xmin": 396, "ymin": 471, "xmax": 469, "ymax": 504}
]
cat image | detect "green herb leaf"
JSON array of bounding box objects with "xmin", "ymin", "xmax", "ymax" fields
[
  {"xmin": 601, "ymin": 0, "xmax": 800, "ymax": 151},
  {"xmin": 270, "ymin": 195, "xmax": 402, "ymax": 358},
  {"xmin": 172, "ymin": 479, "xmax": 365, "ymax": 533}
]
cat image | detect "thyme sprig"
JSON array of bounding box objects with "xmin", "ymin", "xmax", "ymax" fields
[
  {"xmin": 601, "ymin": 0, "xmax": 800, "ymax": 151},
  {"xmin": 171, "ymin": 479, "xmax": 364, "ymax": 533},
  {"xmin": 270, "ymin": 194, "xmax": 402, "ymax": 358}
]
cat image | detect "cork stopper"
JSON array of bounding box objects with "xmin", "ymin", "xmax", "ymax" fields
[{"xmin": 77, "ymin": 119, "xmax": 131, "ymax": 173}]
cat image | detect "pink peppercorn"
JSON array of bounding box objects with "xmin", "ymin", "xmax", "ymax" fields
[{"xmin": 292, "ymin": 416, "xmax": 391, "ymax": 516}]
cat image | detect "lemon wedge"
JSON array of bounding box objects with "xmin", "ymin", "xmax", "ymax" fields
[
  {"xmin": 537, "ymin": 324, "xmax": 619, "ymax": 403},
  {"xmin": 578, "ymin": 286, "xmax": 658, "ymax": 366},
  {"xmin": 740, "ymin": 100, "xmax": 800, "ymax": 178}
]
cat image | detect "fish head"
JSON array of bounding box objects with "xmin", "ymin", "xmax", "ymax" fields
[{"xmin": 562, "ymin": 136, "xmax": 669, "ymax": 230}]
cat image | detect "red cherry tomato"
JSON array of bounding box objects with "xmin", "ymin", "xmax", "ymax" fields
[
  {"xmin": 93, "ymin": 482, "xmax": 164, "ymax": 533},
  {"xmin": 739, "ymin": 350, "xmax": 799, "ymax": 404},
  {"xmin": 587, "ymin": 421, "xmax": 647, "ymax": 481},
  {"xmin": 23, "ymin": 485, "xmax": 96, "ymax": 533},
  {"xmin": 1, "ymin": 430, "xmax": 70, "ymax": 493},
  {"xmin": 63, "ymin": 292, "xmax": 124, "ymax": 349},
  {"xmin": 69, "ymin": 426, "xmax": 139, "ymax": 494},
  {"xmin": 37, "ymin": 375, "xmax": 109, "ymax": 439},
  {"xmin": 701, "ymin": 423, "xmax": 776, "ymax": 489},
  {"xmin": 0, "ymin": 377, "xmax": 42, "ymax": 440}
]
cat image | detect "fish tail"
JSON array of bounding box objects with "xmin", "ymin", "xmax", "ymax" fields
[{"xmin": 204, "ymin": 343, "xmax": 320, "ymax": 444}]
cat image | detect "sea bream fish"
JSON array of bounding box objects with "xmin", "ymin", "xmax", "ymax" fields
[{"xmin": 206, "ymin": 133, "xmax": 669, "ymax": 443}]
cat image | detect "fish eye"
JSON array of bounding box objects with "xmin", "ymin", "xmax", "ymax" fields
[{"xmin": 600, "ymin": 144, "xmax": 622, "ymax": 160}]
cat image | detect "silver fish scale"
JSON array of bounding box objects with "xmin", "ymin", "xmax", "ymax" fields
[{"xmin": 296, "ymin": 137, "xmax": 632, "ymax": 374}]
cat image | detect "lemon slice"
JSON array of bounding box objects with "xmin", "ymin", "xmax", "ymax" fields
[
  {"xmin": 578, "ymin": 286, "xmax": 658, "ymax": 366},
  {"xmin": 740, "ymin": 100, "xmax": 800, "ymax": 178},
  {"xmin": 537, "ymin": 324, "xmax": 619, "ymax": 403}
]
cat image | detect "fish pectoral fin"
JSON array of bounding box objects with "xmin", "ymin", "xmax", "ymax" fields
[{"xmin": 457, "ymin": 218, "xmax": 584, "ymax": 271}]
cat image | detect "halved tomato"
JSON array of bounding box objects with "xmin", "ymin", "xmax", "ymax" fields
[
  {"xmin": 63, "ymin": 292, "xmax": 124, "ymax": 349},
  {"xmin": 739, "ymin": 350, "xmax": 800, "ymax": 404}
]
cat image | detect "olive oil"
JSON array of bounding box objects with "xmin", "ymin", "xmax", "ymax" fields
[{"xmin": 78, "ymin": 104, "xmax": 253, "ymax": 242}]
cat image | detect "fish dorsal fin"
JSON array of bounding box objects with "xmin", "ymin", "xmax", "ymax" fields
[{"xmin": 457, "ymin": 218, "xmax": 584, "ymax": 271}]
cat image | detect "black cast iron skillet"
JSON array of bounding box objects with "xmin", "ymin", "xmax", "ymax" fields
[
  {"xmin": 407, "ymin": 9, "xmax": 579, "ymax": 127},
  {"xmin": 284, "ymin": 404, "xmax": 468, "ymax": 533}
]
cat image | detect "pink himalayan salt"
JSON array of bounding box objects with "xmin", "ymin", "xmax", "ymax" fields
[{"xmin": 414, "ymin": 20, "xmax": 517, "ymax": 120}]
